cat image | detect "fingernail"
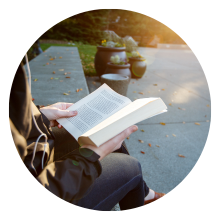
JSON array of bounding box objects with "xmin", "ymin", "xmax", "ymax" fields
[
  {"xmin": 132, "ymin": 125, "xmax": 138, "ymax": 132},
  {"xmin": 71, "ymin": 111, "xmax": 77, "ymax": 115}
]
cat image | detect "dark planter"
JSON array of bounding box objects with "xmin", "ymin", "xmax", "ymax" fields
[
  {"xmin": 129, "ymin": 57, "xmax": 147, "ymax": 78},
  {"xmin": 95, "ymin": 46, "xmax": 127, "ymax": 78},
  {"xmin": 105, "ymin": 62, "xmax": 131, "ymax": 80}
]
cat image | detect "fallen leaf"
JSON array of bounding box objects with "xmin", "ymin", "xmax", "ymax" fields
[
  {"xmin": 63, "ymin": 93, "xmax": 69, "ymax": 95},
  {"xmin": 76, "ymin": 89, "xmax": 80, "ymax": 92},
  {"xmin": 66, "ymin": 76, "xmax": 71, "ymax": 78},
  {"xmin": 178, "ymin": 107, "xmax": 182, "ymax": 110},
  {"xmin": 49, "ymin": 58, "xmax": 54, "ymax": 61},
  {"xmin": 161, "ymin": 89, "xmax": 165, "ymax": 91},
  {"xmin": 153, "ymin": 84, "xmax": 157, "ymax": 86},
  {"xmin": 148, "ymin": 143, "xmax": 151, "ymax": 147},
  {"xmin": 68, "ymin": 91, "xmax": 71, "ymax": 93},
  {"xmin": 64, "ymin": 72, "xmax": 68, "ymax": 75},
  {"xmin": 169, "ymin": 103, "xmax": 172, "ymax": 106},
  {"xmin": 206, "ymin": 120, "xmax": 209, "ymax": 122},
  {"xmin": 34, "ymin": 79, "xmax": 38, "ymax": 82},
  {"xmin": 132, "ymin": 82, "xmax": 135, "ymax": 84},
  {"xmin": 59, "ymin": 69, "xmax": 64, "ymax": 71},
  {"xmin": 183, "ymin": 121, "xmax": 185, "ymax": 124},
  {"xmin": 166, "ymin": 135, "xmax": 169, "ymax": 137},
  {"xmin": 138, "ymin": 140, "xmax": 144, "ymax": 143},
  {"xmin": 160, "ymin": 122, "xmax": 166, "ymax": 126},
  {"xmin": 205, "ymin": 115, "xmax": 207, "ymax": 117},
  {"xmin": 172, "ymin": 134, "xmax": 176, "ymax": 137},
  {"xmin": 126, "ymin": 137, "xmax": 130, "ymax": 140},
  {"xmin": 156, "ymin": 145, "xmax": 160, "ymax": 147},
  {"xmin": 54, "ymin": 78, "xmax": 59, "ymax": 80},
  {"xmin": 178, "ymin": 154, "xmax": 185, "ymax": 158},
  {"xmin": 80, "ymin": 88, "xmax": 83, "ymax": 91},
  {"xmin": 141, "ymin": 129, "xmax": 145, "ymax": 132},
  {"xmin": 59, "ymin": 56, "xmax": 62, "ymax": 59},
  {"xmin": 50, "ymin": 77, "xmax": 53, "ymax": 80},
  {"xmin": 138, "ymin": 92, "xmax": 144, "ymax": 95},
  {"xmin": 46, "ymin": 63, "xmax": 49, "ymax": 65},
  {"xmin": 133, "ymin": 91, "xmax": 137, "ymax": 93},
  {"xmin": 32, "ymin": 98, "xmax": 35, "ymax": 101},
  {"xmin": 195, "ymin": 122, "xmax": 200, "ymax": 125},
  {"xmin": 52, "ymin": 71, "xmax": 56, "ymax": 74},
  {"xmin": 206, "ymin": 104, "xmax": 210, "ymax": 107},
  {"xmin": 141, "ymin": 151, "xmax": 145, "ymax": 154},
  {"xmin": 60, "ymin": 80, "xmax": 63, "ymax": 82}
]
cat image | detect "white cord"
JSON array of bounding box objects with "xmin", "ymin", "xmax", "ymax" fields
[{"xmin": 25, "ymin": 54, "xmax": 48, "ymax": 173}]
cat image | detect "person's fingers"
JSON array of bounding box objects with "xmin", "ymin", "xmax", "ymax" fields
[
  {"xmin": 104, "ymin": 125, "xmax": 138, "ymax": 147},
  {"xmin": 57, "ymin": 109, "xmax": 77, "ymax": 118},
  {"xmin": 64, "ymin": 103, "xmax": 74, "ymax": 109}
]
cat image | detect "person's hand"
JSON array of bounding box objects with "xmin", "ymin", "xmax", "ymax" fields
[
  {"xmin": 81, "ymin": 125, "xmax": 138, "ymax": 160},
  {"xmin": 40, "ymin": 102, "xmax": 77, "ymax": 128}
]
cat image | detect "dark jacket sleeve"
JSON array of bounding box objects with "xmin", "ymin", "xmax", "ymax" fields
[{"xmin": 37, "ymin": 149, "xmax": 102, "ymax": 203}]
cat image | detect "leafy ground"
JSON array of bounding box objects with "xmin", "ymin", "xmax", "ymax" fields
[{"xmin": 40, "ymin": 42, "xmax": 131, "ymax": 76}]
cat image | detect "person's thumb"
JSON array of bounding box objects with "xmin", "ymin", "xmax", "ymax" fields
[{"xmin": 57, "ymin": 109, "xmax": 77, "ymax": 118}]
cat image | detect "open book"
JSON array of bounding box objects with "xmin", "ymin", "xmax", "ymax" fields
[{"xmin": 57, "ymin": 84, "xmax": 167, "ymax": 147}]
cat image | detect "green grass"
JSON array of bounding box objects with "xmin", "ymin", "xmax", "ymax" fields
[{"xmin": 40, "ymin": 42, "xmax": 132, "ymax": 76}]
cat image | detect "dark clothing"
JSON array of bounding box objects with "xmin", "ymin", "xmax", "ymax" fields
[
  {"xmin": 10, "ymin": 63, "xmax": 102, "ymax": 204},
  {"xmin": 9, "ymin": 63, "xmax": 149, "ymax": 210}
]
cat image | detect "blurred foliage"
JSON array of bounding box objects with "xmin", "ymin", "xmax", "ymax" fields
[{"xmin": 41, "ymin": 9, "xmax": 185, "ymax": 45}]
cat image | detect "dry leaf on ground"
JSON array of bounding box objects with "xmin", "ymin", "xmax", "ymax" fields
[
  {"xmin": 60, "ymin": 80, "xmax": 63, "ymax": 82},
  {"xmin": 80, "ymin": 88, "xmax": 83, "ymax": 91},
  {"xmin": 178, "ymin": 154, "xmax": 185, "ymax": 158},
  {"xmin": 46, "ymin": 63, "xmax": 49, "ymax": 65},
  {"xmin": 141, "ymin": 151, "xmax": 145, "ymax": 154},
  {"xmin": 160, "ymin": 122, "xmax": 166, "ymax": 126},
  {"xmin": 76, "ymin": 89, "xmax": 80, "ymax": 92},
  {"xmin": 156, "ymin": 145, "xmax": 160, "ymax": 147},
  {"xmin": 206, "ymin": 120, "xmax": 209, "ymax": 122},
  {"xmin": 148, "ymin": 143, "xmax": 151, "ymax": 147},
  {"xmin": 54, "ymin": 78, "xmax": 59, "ymax": 80},
  {"xmin": 153, "ymin": 84, "xmax": 157, "ymax": 86},
  {"xmin": 141, "ymin": 129, "xmax": 145, "ymax": 132},
  {"xmin": 32, "ymin": 98, "xmax": 35, "ymax": 101},
  {"xmin": 66, "ymin": 76, "xmax": 71, "ymax": 78},
  {"xmin": 183, "ymin": 121, "xmax": 185, "ymax": 124},
  {"xmin": 59, "ymin": 69, "xmax": 64, "ymax": 71},
  {"xmin": 172, "ymin": 134, "xmax": 176, "ymax": 137},
  {"xmin": 166, "ymin": 135, "xmax": 169, "ymax": 137},
  {"xmin": 59, "ymin": 56, "xmax": 62, "ymax": 59},
  {"xmin": 206, "ymin": 104, "xmax": 210, "ymax": 107},
  {"xmin": 195, "ymin": 122, "xmax": 200, "ymax": 125},
  {"xmin": 126, "ymin": 137, "xmax": 130, "ymax": 140},
  {"xmin": 138, "ymin": 92, "xmax": 144, "ymax": 95},
  {"xmin": 49, "ymin": 58, "xmax": 54, "ymax": 61},
  {"xmin": 50, "ymin": 77, "xmax": 53, "ymax": 80},
  {"xmin": 34, "ymin": 79, "xmax": 38, "ymax": 81},
  {"xmin": 169, "ymin": 103, "xmax": 172, "ymax": 106},
  {"xmin": 63, "ymin": 93, "xmax": 69, "ymax": 95},
  {"xmin": 52, "ymin": 71, "xmax": 55, "ymax": 74},
  {"xmin": 133, "ymin": 91, "xmax": 137, "ymax": 93},
  {"xmin": 161, "ymin": 89, "xmax": 165, "ymax": 91},
  {"xmin": 138, "ymin": 140, "xmax": 144, "ymax": 143}
]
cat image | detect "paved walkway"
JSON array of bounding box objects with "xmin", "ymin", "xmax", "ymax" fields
[
  {"xmin": 26, "ymin": 45, "xmax": 211, "ymax": 201},
  {"xmin": 87, "ymin": 47, "xmax": 211, "ymax": 194},
  {"xmin": 24, "ymin": 46, "xmax": 89, "ymax": 106}
]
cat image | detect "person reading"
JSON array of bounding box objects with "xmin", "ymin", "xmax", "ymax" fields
[{"xmin": 9, "ymin": 63, "xmax": 166, "ymax": 211}]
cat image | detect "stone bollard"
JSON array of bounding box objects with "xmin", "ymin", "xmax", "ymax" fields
[{"xmin": 101, "ymin": 74, "xmax": 129, "ymax": 96}]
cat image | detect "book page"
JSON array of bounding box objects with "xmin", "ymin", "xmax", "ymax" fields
[{"xmin": 57, "ymin": 84, "xmax": 132, "ymax": 140}]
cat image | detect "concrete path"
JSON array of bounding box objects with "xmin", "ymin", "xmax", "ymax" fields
[
  {"xmin": 24, "ymin": 46, "xmax": 89, "ymax": 106},
  {"xmin": 26, "ymin": 45, "xmax": 211, "ymax": 199},
  {"xmin": 87, "ymin": 47, "xmax": 211, "ymax": 194}
]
